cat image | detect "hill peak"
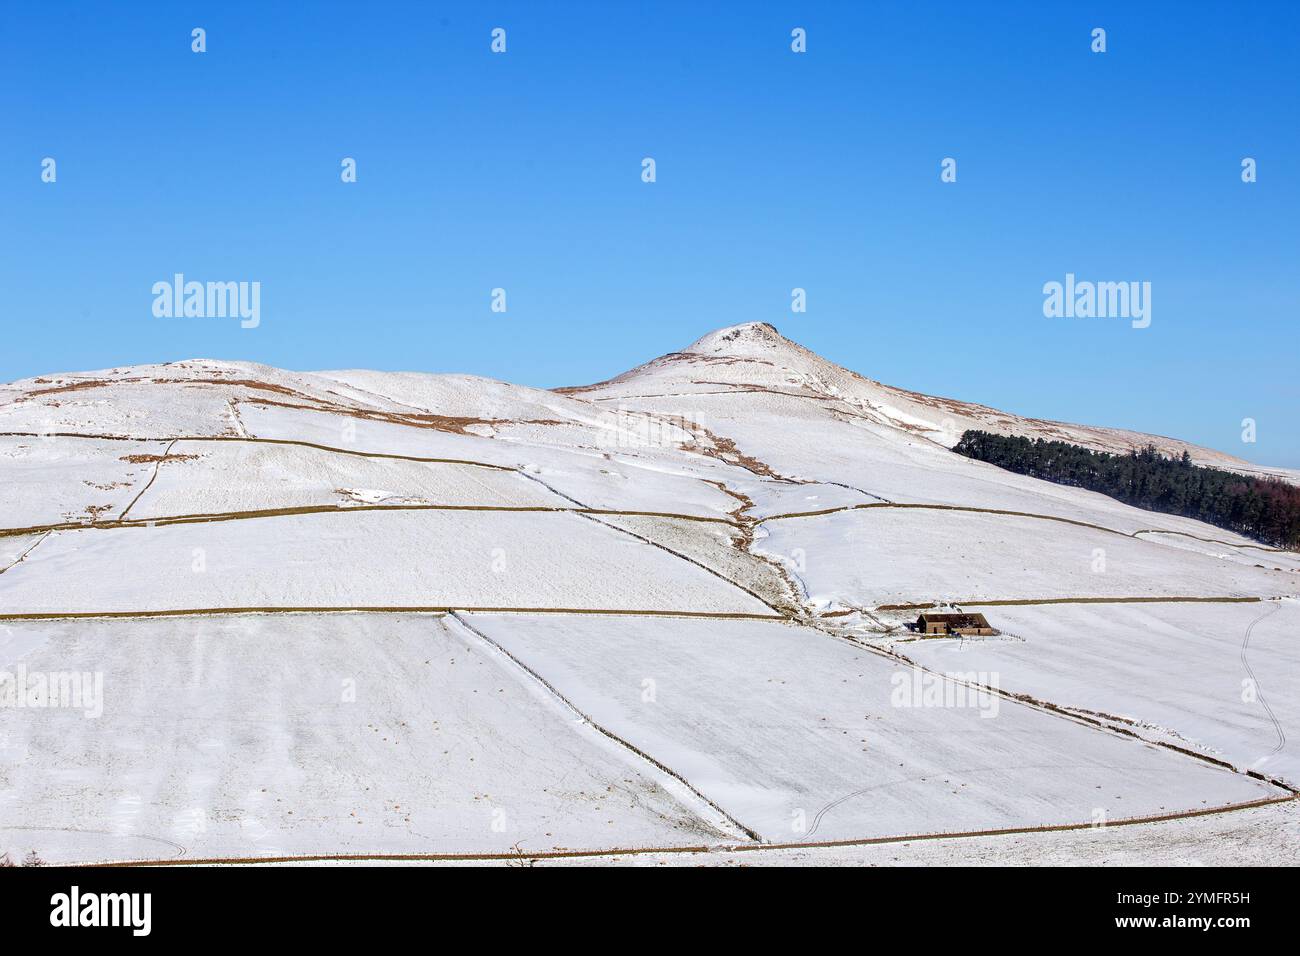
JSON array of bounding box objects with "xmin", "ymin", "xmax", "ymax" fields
[{"xmin": 684, "ymin": 323, "xmax": 795, "ymax": 356}]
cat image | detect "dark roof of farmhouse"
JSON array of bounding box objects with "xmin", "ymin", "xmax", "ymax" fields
[{"xmin": 917, "ymin": 612, "xmax": 992, "ymax": 627}]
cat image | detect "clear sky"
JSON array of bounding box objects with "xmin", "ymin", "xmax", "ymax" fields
[{"xmin": 2, "ymin": 2, "xmax": 1297, "ymax": 465}]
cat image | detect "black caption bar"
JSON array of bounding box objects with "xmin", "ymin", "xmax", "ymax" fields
[{"xmin": 0, "ymin": 865, "xmax": 1284, "ymax": 942}]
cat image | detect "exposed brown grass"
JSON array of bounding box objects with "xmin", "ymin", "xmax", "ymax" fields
[{"xmin": 119, "ymin": 453, "xmax": 200, "ymax": 465}]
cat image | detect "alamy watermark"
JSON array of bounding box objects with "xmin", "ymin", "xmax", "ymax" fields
[
  {"xmin": 0, "ymin": 665, "xmax": 103, "ymax": 719},
  {"xmin": 50, "ymin": 886, "xmax": 151, "ymax": 936},
  {"xmin": 152, "ymin": 274, "xmax": 260, "ymax": 328},
  {"xmin": 890, "ymin": 667, "xmax": 1000, "ymax": 718},
  {"xmin": 595, "ymin": 406, "xmax": 697, "ymax": 449},
  {"xmin": 1043, "ymin": 273, "xmax": 1150, "ymax": 328}
]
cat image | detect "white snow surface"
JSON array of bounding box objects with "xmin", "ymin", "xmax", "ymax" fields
[
  {"xmin": 0, "ymin": 614, "xmax": 734, "ymax": 862},
  {"xmin": 1, "ymin": 323, "xmax": 1295, "ymax": 864},
  {"xmin": 901, "ymin": 600, "xmax": 1300, "ymax": 786},
  {"xmin": 463, "ymin": 613, "xmax": 1273, "ymax": 842}
]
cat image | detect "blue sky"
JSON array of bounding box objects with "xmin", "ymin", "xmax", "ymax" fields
[{"xmin": 2, "ymin": 2, "xmax": 1297, "ymax": 465}]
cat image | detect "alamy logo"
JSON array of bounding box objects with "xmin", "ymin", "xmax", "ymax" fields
[
  {"xmin": 1043, "ymin": 273, "xmax": 1151, "ymax": 328},
  {"xmin": 50, "ymin": 886, "xmax": 151, "ymax": 936},
  {"xmin": 890, "ymin": 668, "xmax": 1000, "ymax": 718},
  {"xmin": 152, "ymin": 274, "xmax": 261, "ymax": 328},
  {"xmin": 595, "ymin": 406, "xmax": 696, "ymax": 449},
  {"xmin": 0, "ymin": 666, "xmax": 102, "ymax": 719}
]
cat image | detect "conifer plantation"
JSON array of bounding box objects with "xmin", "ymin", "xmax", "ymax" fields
[{"xmin": 954, "ymin": 430, "xmax": 1300, "ymax": 550}]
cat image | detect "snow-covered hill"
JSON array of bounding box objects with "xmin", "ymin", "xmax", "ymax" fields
[
  {"xmin": 1, "ymin": 324, "xmax": 1296, "ymax": 865},
  {"xmin": 568, "ymin": 321, "xmax": 1300, "ymax": 483}
]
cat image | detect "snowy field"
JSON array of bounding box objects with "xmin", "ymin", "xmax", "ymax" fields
[
  {"xmin": 1, "ymin": 435, "xmax": 168, "ymax": 527},
  {"xmin": 1, "ymin": 323, "xmax": 1294, "ymax": 864},
  {"xmin": 754, "ymin": 508, "xmax": 1294, "ymax": 610},
  {"xmin": 0, "ymin": 614, "xmax": 736, "ymax": 863},
  {"xmin": 510, "ymin": 798, "xmax": 1300, "ymax": 867},
  {"xmin": 900, "ymin": 600, "xmax": 1300, "ymax": 786},
  {"xmin": 463, "ymin": 613, "xmax": 1273, "ymax": 842},
  {"xmin": 130, "ymin": 441, "xmax": 561, "ymax": 517},
  {"xmin": 0, "ymin": 510, "xmax": 774, "ymax": 616}
]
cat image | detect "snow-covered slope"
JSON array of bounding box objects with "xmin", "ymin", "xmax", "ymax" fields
[
  {"xmin": 568, "ymin": 322, "xmax": 1300, "ymax": 483},
  {"xmin": 1, "ymin": 324, "xmax": 1296, "ymax": 865}
]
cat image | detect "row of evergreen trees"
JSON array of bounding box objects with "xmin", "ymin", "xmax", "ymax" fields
[{"xmin": 953, "ymin": 430, "xmax": 1300, "ymax": 550}]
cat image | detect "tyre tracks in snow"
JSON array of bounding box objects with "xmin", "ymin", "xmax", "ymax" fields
[{"xmin": 1240, "ymin": 601, "xmax": 1286, "ymax": 764}]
